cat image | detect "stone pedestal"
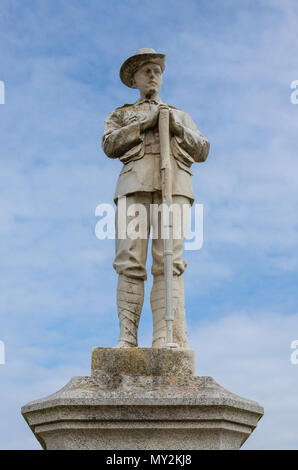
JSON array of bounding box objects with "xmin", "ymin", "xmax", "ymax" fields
[{"xmin": 22, "ymin": 348, "xmax": 263, "ymax": 450}]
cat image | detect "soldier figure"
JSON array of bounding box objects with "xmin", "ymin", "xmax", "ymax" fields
[{"xmin": 102, "ymin": 48, "xmax": 210, "ymax": 348}]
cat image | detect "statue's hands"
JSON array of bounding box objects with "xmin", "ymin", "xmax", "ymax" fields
[
  {"xmin": 139, "ymin": 105, "xmax": 160, "ymax": 133},
  {"xmin": 169, "ymin": 109, "xmax": 183, "ymax": 138},
  {"xmin": 139, "ymin": 106, "xmax": 184, "ymax": 137}
]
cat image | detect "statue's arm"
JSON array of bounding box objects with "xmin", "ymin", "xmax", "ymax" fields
[
  {"xmin": 170, "ymin": 110, "xmax": 210, "ymax": 163},
  {"xmin": 102, "ymin": 109, "xmax": 143, "ymax": 159}
]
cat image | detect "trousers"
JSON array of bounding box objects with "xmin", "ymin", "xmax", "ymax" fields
[{"xmin": 113, "ymin": 191, "xmax": 190, "ymax": 280}]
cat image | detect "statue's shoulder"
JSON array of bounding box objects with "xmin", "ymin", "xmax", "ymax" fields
[
  {"xmin": 115, "ymin": 103, "xmax": 135, "ymax": 111},
  {"xmin": 105, "ymin": 103, "xmax": 135, "ymax": 123},
  {"xmin": 107, "ymin": 103, "xmax": 135, "ymax": 119},
  {"xmin": 168, "ymin": 104, "xmax": 192, "ymax": 121},
  {"xmin": 168, "ymin": 104, "xmax": 179, "ymax": 110},
  {"xmin": 168, "ymin": 104, "xmax": 186, "ymax": 114}
]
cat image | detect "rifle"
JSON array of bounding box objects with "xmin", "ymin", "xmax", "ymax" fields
[{"xmin": 158, "ymin": 106, "xmax": 178, "ymax": 348}]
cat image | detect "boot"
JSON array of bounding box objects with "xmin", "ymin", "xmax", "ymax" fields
[
  {"xmin": 150, "ymin": 274, "xmax": 189, "ymax": 348},
  {"xmin": 115, "ymin": 275, "xmax": 144, "ymax": 348}
]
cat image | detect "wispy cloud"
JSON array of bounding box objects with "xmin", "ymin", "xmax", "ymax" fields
[
  {"xmin": 0, "ymin": 0, "xmax": 298, "ymax": 449},
  {"xmin": 190, "ymin": 310, "xmax": 298, "ymax": 449}
]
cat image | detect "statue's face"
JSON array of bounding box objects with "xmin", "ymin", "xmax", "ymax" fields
[{"xmin": 132, "ymin": 62, "xmax": 162, "ymax": 97}]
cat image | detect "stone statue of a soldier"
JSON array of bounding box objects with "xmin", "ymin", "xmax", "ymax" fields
[
  {"xmin": 22, "ymin": 49, "xmax": 263, "ymax": 453},
  {"xmin": 102, "ymin": 48, "xmax": 210, "ymax": 349}
]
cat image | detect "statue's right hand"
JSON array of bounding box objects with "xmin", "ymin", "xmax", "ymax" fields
[{"xmin": 139, "ymin": 105, "xmax": 160, "ymax": 132}]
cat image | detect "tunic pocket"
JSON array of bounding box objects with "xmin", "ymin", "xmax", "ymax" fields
[
  {"xmin": 120, "ymin": 162, "xmax": 134, "ymax": 175},
  {"xmin": 176, "ymin": 159, "xmax": 194, "ymax": 176}
]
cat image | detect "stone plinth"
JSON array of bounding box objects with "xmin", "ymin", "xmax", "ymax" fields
[
  {"xmin": 22, "ymin": 348, "xmax": 263, "ymax": 450},
  {"xmin": 91, "ymin": 347, "xmax": 195, "ymax": 376}
]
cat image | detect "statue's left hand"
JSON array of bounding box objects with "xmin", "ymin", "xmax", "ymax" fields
[{"xmin": 169, "ymin": 109, "xmax": 183, "ymax": 138}]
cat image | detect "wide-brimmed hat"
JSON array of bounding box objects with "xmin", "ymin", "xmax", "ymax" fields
[{"xmin": 120, "ymin": 48, "xmax": 166, "ymax": 88}]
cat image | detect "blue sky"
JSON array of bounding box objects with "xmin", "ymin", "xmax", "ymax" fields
[{"xmin": 0, "ymin": 0, "xmax": 298, "ymax": 449}]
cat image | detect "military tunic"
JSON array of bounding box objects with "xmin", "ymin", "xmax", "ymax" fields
[
  {"xmin": 101, "ymin": 97, "xmax": 210, "ymax": 280},
  {"xmin": 102, "ymin": 97, "xmax": 210, "ymax": 204}
]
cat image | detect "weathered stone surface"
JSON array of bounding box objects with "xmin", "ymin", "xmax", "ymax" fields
[
  {"xmin": 22, "ymin": 348, "xmax": 263, "ymax": 450},
  {"xmin": 91, "ymin": 347, "xmax": 195, "ymax": 376},
  {"xmin": 102, "ymin": 49, "xmax": 210, "ymax": 349}
]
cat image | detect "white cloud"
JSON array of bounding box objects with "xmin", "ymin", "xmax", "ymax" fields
[
  {"xmin": 0, "ymin": 0, "xmax": 298, "ymax": 449},
  {"xmin": 1, "ymin": 310, "xmax": 297, "ymax": 449},
  {"xmin": 189, "ymin": 311, "xmax": 298, "ymax": 449}
]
